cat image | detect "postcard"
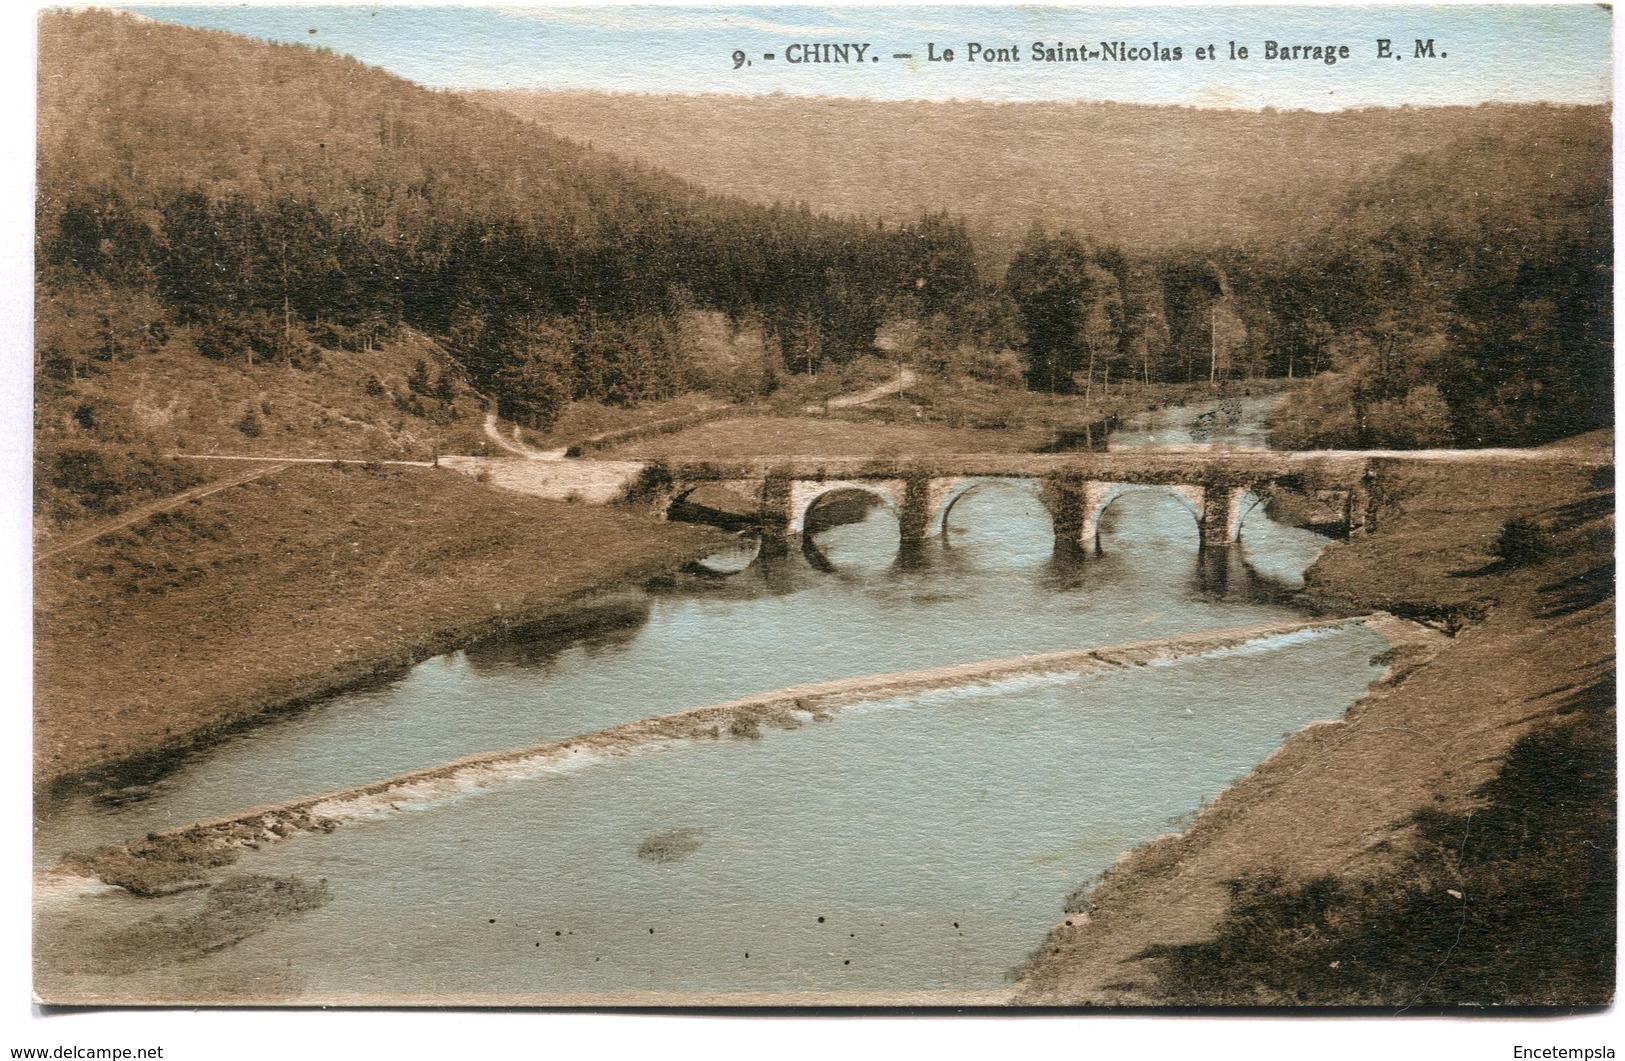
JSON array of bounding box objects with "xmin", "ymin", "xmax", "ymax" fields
[{"xmin": 28, "ymin": 1, "xmax": 1614, "ymax": 1021}]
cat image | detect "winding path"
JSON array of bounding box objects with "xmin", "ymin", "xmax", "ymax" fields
[
  {"xmin": 36, "ymin": 461, "xmax": 294, "ymax": 562},
  {"xmin": 480, "ymin": 368, "xmax": 917, "ymax": 463},
  {"xmin": 481, "ymin": 411, "xmax": 568, "ymax": 460},
  {"xmin": 804, "ymin": 366, "xmax": 918, "ymax": 413}
]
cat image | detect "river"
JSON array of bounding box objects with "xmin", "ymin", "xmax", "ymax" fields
[{"xmin": 38, "ymin": 388, "xmax": 1400, "ymax": 1002}]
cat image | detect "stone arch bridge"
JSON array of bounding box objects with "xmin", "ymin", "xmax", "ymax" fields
[{"xmin": 638, "ymin": 452, "xmax": 1381, "ymax": 554}]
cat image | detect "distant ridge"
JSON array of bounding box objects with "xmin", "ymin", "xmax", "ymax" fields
[{"xmin": 475, "ymin": 89, "xmax": 1609, "ymax": 264}]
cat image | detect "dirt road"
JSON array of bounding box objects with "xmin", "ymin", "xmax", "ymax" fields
[
  {"xmin": 35, "ymin": 461, "xmax": 294, "ymax": 561},
  {"xmin": 481, "ymin": 412, "xmax": 568, "ymax": 460},
  {"xmin": 803, "ymin": 367, "xmax": 917, "ymax": 413}
]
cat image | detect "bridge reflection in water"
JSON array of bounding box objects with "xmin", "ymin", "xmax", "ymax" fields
[{"xmin": 688, "ymin": 479, "xmax": 1320, "ymax": 611}]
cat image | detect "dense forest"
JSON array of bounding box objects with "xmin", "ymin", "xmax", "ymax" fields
[
  {"xmin": 494, "ymin": 89, "xmax": 1612, "ymax": 448},
  {"xmin": 1231, "ymin": 118, "xmax": 1612, "ymax": 447},
  {"xmin": 894, "ymin": 108, "xmax": 1609, "ymax": 448},
  {"xmin": 37, "ymin": 8, "xmax": 1613, "ymax": 504},
  {"xmin": 911, "ymin": 105, "xmax": 1611, "ymax": 450},
  {"xmin": 37, "ymin": 10, "xmax": 982, "ymax": 434}
]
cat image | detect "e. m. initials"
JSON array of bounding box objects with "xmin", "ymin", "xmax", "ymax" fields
[{"xmin": 1377, "ymin": 38, "xmax": 1446, "ymax": 59}]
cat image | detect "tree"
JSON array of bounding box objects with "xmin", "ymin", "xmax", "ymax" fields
[
  {"xmin": 1121, "ymin": 264, "xmax": 1171, "ymax": 384},
  {"xmin": 407, "ymin": 359, "xmax": 434, "ymax": 396},
  {"xmin": 495, "ymin": 316, "xmax": 575, "ymax": 430},
  {"xmin": 1209, "ymin": 300, "xmax": 1247, "ymax": 385},
  {"xmin": 1005, "ymin": 228, "xmax": 1094, "ymax": 393},
  {"xmin": 1077, "ymin": 263, "xmax": 1123, "ymax": 400}
]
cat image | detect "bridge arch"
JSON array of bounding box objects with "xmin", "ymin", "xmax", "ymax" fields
[
  {"xmin": 1083, "ymin": 482, "xmax": 1207, "ymax": 550},
  {"xmin": 1234, "ymin": 490, "xmax": 1271, "ymax": 538},
  {"xmin": 690, "ymin": 536, "xmax": 762, "ymax": 576},
  {"xmin": 657, "ymin": 478, "xmax": 764, "ymax": 521},
  {"xmin": 789, "ymin": 479, "xmax": 905, "ymax": 535},
  {"xmin": 934, "ymin": 477, "xmax": 1047, "ymax": 537},
  {"xmin": 659, "ymin": 485, "xmax": 699, "ymax": 520}
]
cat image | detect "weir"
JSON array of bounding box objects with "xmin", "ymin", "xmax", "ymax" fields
[{"xmin": 43, "ymin": 612, "xmax": 1438, "ymax": 898}]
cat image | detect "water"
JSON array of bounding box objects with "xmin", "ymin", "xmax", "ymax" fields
[
  {"xmin": 42, "ymin": 622, "xmax": 1388, "ymax": 1003},
  {"xmin": 1111, "ymin": 392, "xmax": 1280, "ymax": 449},
  {"xmin": 37, "ymin": 396, "xmax": 1384, "ymax": 1001},
  {"xmin": 37, "ymin": 487, "xmax": 1337, "ymax": 862}
]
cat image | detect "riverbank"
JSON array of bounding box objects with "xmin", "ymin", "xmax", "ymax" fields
[
  {"xmin": 34, "ymin": 462, "xmax": 725, "ymax": 792},
  {"xmin": 1016, "ymin": 455, "xmax": 1614, "ymax": 1006}
]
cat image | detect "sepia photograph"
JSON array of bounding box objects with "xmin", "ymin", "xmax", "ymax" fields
[{"xmin": 22, "ymin": 0, "xmax": 1615, "ymax": 1029}]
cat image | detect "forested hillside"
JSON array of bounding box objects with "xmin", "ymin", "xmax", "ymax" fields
[
  {"xmin": 489, "ymin": 88, "xmax": 1611, "ymax": 448},
  {"xmin": 1233, "ymin": 117, "xmax": 1612, "ymax": 447},
  {"xmin": 35, "ymin": 10, "xmax": 979, "ymax": 527}
]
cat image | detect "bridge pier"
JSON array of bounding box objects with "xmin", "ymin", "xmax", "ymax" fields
[
  {"xmin": 1197, "ymin": 485, "xmax": 1245, "ymax": 549},
  {"xmin": 1041, "ymin": 477, "xmax": 1115, "ymax": 553},
  {"xmin": 1345, "ymin": 476, "xmax": 1374, "ymax": 538},
  {"xmin": 898, "ymin": 473, "xmax": 935, "ymax": 542},
  {"xmin": 758, "ymin": 474, "xmax": 794, "ymax": 559}
]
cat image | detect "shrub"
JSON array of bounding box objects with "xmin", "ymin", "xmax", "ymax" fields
[
  {"xmin": 35, "ymin": 443, "xmax": 204, "ymax": 525},
  {"xmin": 1493, "ymin": 518, "xmax": 1554, "ymax": 568}
]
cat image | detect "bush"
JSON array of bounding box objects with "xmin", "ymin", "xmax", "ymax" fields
[
  {"xmin": 1492, "ymin": 518, "xmax": 1555, "ymax": 568},
  {"xmin": 1399, "ymin": 385, "xmax": 1455, "ymax": 447},
  {"xmin": 35, "ymin": 443, "xmax": 205, "ymax": 525},
  {"xmin": 407, "ymin": 359, "xmax": 434, "ymax": 396},
  {"xmin": 1270, "ymin": 372, "xmax": 1361, "ymax": 449},
  {"xmin": 1364, "ymin": 385, "xmax": 1456, "ymax": 448},
  {"xmin": 192, "ymin": 311, "xmax": 279, "ymax": 366}
]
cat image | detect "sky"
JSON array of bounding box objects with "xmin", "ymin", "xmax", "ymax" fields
[{"xmin": 122, "ymin": 3, "xmax": 1613, "ymax": 110}]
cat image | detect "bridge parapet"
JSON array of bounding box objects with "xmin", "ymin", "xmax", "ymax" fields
[{"xmin": 653, "ymin": 450, "xmax": 1376, "ymax": 487}]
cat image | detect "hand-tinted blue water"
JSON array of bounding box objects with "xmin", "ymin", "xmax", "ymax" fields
[
  {"xmin": 69, "ymin": 623, "xmax": 1387, "ymax": 1002},
  {"xmin": 38, "ymin": 486, "xmax": 1339, "ymax": 863}
]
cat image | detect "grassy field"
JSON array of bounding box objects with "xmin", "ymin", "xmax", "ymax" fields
[
  {"xmin": 39, "ymin": 327, "xmax": 491, "ymax": 464},
  {"xmin": 34, "ymin": 324, "xmax": 493, "ymax": 542},
  {"xmin": 865, "ymin": 376, "xmax": 1262, "ymax": 434},
  {"xmin": 604, "ymin": 379, "xmax": 1271, "ymax": 460},
  {"xmin": 1307, "ymin": 458, "xmax": 1611, "ymax": 624},
  {"xmin": 605, "ymin": 414, "xmax": 1050, "ymax": 459},
  {"xmin": 34, "ymin": 463, "xmax": 722, "ymax": 788}
]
